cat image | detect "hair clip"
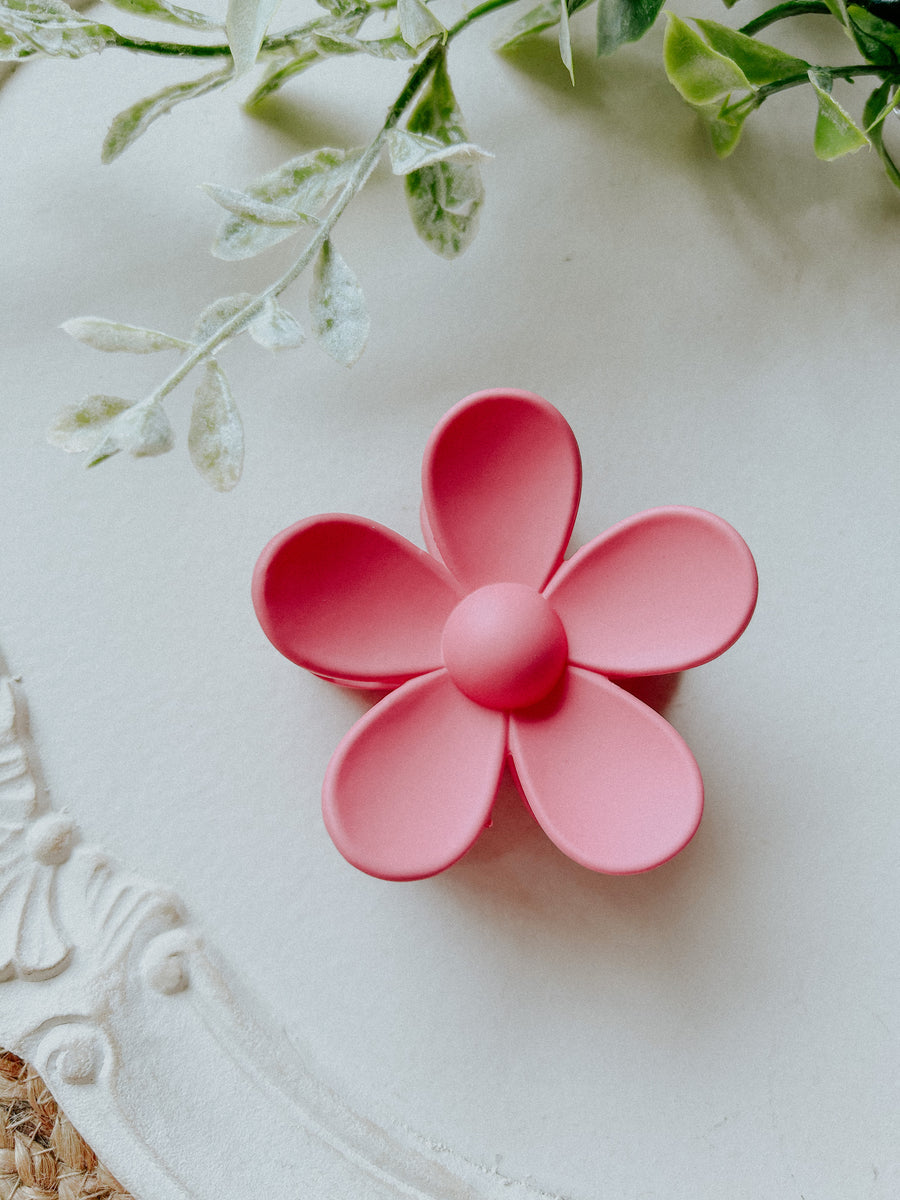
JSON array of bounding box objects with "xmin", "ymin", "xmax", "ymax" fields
[{"xmin": 253, "ymin": 389, "xmax": 757, "ymax": 880}]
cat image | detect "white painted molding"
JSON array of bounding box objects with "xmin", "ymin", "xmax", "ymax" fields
[{"xmin": 0, "ymin": 671, "xmax": 564, "ymax": 1200}]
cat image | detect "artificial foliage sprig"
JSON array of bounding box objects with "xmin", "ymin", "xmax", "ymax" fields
[{"xmin": 3, "ymin": 0, "xmax": 898, "ymax": 487}]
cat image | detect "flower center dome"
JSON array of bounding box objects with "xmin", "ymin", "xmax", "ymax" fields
[{"xmin": 442, "ymin": 583, "xmax": 568, "ymax": 711}]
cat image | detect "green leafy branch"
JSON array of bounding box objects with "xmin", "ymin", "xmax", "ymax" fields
[
  {"xmin": 6, "ymin": 0, "xmax": 900, "ymax": 487},
  {"xmin": 41, "ymin": 0, "xmax": 515, "ymax": 490},
  {"xmin": 662, "ymin": 1, "xmax": 900, "ymax": 167}
]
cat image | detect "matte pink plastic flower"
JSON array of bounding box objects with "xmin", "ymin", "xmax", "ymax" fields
[{"xmin": 253, "ymin": 390, "xmax": 757, "ymax": 881}]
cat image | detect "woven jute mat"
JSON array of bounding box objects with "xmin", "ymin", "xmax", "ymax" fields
[{"xmin": 0, "ymin": 1051, "xmax": 132, "ymax": 1200}]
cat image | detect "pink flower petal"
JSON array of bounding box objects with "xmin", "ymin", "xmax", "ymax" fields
[
  {"xmin": 323, "ymin": 671, "xmax": 508, "ymax": 880},
  {"xmin": 509, "ymin": 667, "xmax": 703, "ymax": 874},
  {"xmin": 421, "ymin": 390, "xmax": 581, "ymax": 591},
  {"xmin": 546, "ymin": 506, "xmax": 758, "ymax": 676},
  {"xmin": 253, "ymin": 516, "xmax": 461, "ymax": 687}
]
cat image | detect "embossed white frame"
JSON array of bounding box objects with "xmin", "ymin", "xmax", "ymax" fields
[{"xmin": 0, "ymin": 669, "xmax": 562, "ymax": 1200}]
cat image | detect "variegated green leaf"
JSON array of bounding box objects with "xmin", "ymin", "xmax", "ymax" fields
[
  {"xmin": 102, "ymin": 67, "xmax": 232, "ymax": 163},
  {"xmin": 0, "ymin": 0, "xmax": 115, "ymax": 57},
  {"xmin": 0, "ymin": 28, "xmax": 33, "ymax": 58},
  {"xmin": 61, "ymin": 317, "xmax": 191, "ymax": 354},
  {"xmin": 249, "ymin": 296, "xmax": 304, "ymax": 349},
  {"xmin": 212, "ymin": 147, "xmax": 362, "ymax": 260},
  {"xmin": 189, "ymin": 361, "xmax": 243, "ymax": 490},
  {"xmin": 404, "ymin": 56, "xmax": 484, "ymax": 258},
  {"xmin": 60, "ymin": 398, "xmax": 174, "ymax": 465},
  {"xmin": 309, "ymin": 239, "xmax": 369, "ymax": 366}
]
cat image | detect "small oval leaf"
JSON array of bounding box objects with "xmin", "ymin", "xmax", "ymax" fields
[
  {"xmin": 188, "ymin": 361, "xmax": 244, "ymax": 491},
  {"xmin": 47, "ymin": 395, "xmax": 133, "ymax": 453},
  {"xmin": 211, "ymin": 147, "xmax": 361, "ymax": 261},
  {"xmin": 61, "ymin": 317, "xmax": 190, "ymax": 354},
  {"xmin": 249, "ymin": 296, "xmax": 304, "ymax": 350},
  {"xmin": 201, "ymin": 183, "xmax": 315, "ymax": 228},
  {"xmin": 309, "ymin": 239, "xmax": 369, "ymax": 366},
  {"xmin": 664, "ymin": 13, "xmax": 752, "ymax": 106},
  {"xmin": 191, "ymin": 294, "xmax": 255, "ymax": 345}
]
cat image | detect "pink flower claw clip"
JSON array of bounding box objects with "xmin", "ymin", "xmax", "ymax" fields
[{"xmin": 252, "ymin": 390, "xmax": 758, "ymax": 881}]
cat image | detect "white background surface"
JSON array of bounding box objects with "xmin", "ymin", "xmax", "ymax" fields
[{"xmin": 1, "ymin": 3, "xmax": 898, "ymax": 1197}]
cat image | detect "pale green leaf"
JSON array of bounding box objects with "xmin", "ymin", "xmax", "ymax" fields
[
  {"xmin": 663, "ymin": 13, "xmax": 752, "ymax": 106},
  {"xmin": 397, "ymin": 0, "xmax": 444, "ymax": 48},
  {"xmin": 212, "ymin": 147, "xmax": 362, "ymax": 260},
  {"xmin": 189, "ymin": 361, "xmax": 243, "ymax": 490},
  {"xmin": 248, "ymin": 296, "xmax": 304, "ymax": 349},
  {"xmin": 386, "ymin": 128, "xmax": 493, "ymax": 174},
  {"xmin": 61, "ymin": 317, "xmax": 191, "ymax": 354},
  {"xmin": 102, "ymin": 67, "xmax": 232, "ymax": 163},
  {"xmin": 809, "ymin": 72, "xmax": 869, "ymax": 159},
  {"xmin": 47, "ymin": 395, "xmax": 133, "ymax": 453},
  {"xmin": 226, "ymin": 0, "xmax": 280, "ymax": 75},
  {"xmin": 596, "ymin": 0, "xmax": 665, "ymax": 56},
  {"xmin": 191, "ymin": 294, "xmax": 255, "ymax": 344},
  {"xmin": 404, "ymin": 56, "xmax": 484, "ymax": 258},
  {"xmin": 309, "ymin": 239, "xmax": 369, "ymax": 366},
  {"xmin": 694, "ymin": 19, "xmax": 809, "ymax": 84},
  {"xmin": 201, "ymin": 183, "xmax": 316, "ymax": 227},
  {"xmin": 101, "ymin": 0, "xmax": 221, "ymax": 30},
  {"xmin": 493, "ymin": 1, "xmax": 561, "ymax": 51}
]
